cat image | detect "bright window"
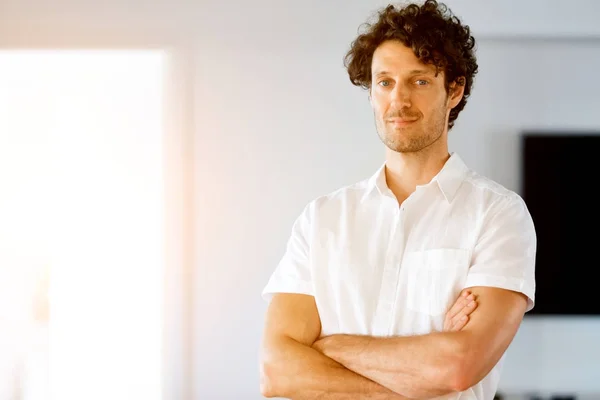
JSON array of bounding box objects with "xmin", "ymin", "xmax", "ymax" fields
[{"xmin": 0, "ymin": 50, "xmax": 165, "ymax": 400}]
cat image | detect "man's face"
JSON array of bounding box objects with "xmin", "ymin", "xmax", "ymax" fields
[{"xmin": 369, "ymin": 40, "xmax": 462, "ymax": 153}]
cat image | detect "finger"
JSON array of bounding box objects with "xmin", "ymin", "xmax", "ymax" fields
[
  {"xmin": 450, "ymin": 299, "xmax": 478, "ymax": 330},
  {"xmin": 450, "ymin": 315, "xmax": 469, "ymax": 331},
  {"xmin": 444, "ymin": 291, "xmax": 470, "ymax": 330},
  {"xmin": 445, "ymin": 291, "xmax": 469, "ymax": 321},
  {"xmin": 463, "ymin": 297, "xmax": 477, "ymax": 314},
  {"xmin": 445, "ymin": 313, "xmax": 461, "ymax": 331},
  {"xmin": 455, "ymin": 297, "xmax": 478, "ymax": 321},
  {"xmin": 446, "ymin": 291, "xmax": 474, "ymax": 321}
]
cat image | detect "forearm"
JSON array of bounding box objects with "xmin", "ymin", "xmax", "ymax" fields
[
  {"xmin": 315, "ymin": 333, "xmax": 465, "ymax": 399},
  {"xmin": 261, "ymin": 335, "xmax": 409, "ymax": 399}
]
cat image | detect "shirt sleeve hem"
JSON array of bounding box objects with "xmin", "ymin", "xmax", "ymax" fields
[
  {"xmin": 261, "ymin": 280, "xmax": 314, "ymax": 302},
  {"xmin": 464, "ymin": 273, "xmax": 535, "ymax": 312}
]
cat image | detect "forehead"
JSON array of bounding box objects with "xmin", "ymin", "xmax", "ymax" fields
[{"xmin": 371, "ymin": 40, "xmax": 437, "ymax": 76}]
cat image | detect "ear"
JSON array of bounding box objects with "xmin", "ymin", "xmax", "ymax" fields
[
  {"xmin": 447, "ymin": 78, "xmax": 465, "ymax": 109},
  {"xmin": 368, "ymin": 87, "xmax": 373, "ymax": 107}
]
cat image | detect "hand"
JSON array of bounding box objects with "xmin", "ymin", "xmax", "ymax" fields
[{"xmin": 443, "ymin": 289, "xmax": 477, "ymax": 332}]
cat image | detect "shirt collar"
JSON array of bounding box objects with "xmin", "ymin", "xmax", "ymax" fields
[{"xmin": 365, "ymin": 152, "xmax": 469, "ymax": 203}]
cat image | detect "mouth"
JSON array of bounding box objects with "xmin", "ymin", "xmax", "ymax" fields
[{"xmin": 387, "ymin": 118, "xmax": 418, "ymax": 127}]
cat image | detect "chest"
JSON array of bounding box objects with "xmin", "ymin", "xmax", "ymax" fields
[{"xmin": 310, "ymin": 201, "xmax": 478, "ymax": 335}]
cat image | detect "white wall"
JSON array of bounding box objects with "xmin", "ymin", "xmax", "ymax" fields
[{"xmin": 2, "ymin": 0, "xmax": 600, "ymax": 399}]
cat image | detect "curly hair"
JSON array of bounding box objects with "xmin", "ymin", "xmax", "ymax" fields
[{"xmin": 344, "ymin": 0, "xmax": 478, "ymax": 129}]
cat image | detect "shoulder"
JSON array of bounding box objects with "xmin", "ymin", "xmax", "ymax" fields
[
  {"xmin": 304, "ymin": 176, "xmax": 372, "ymax": 216},
  {"xmin": 292, "ymin": 176, "xmax": 374, "ymax": 228},
  {"xmin": 460, "ymin": 171, "xmax": 534, "ymax": 237},
  {"xmin": 461, "ymin": 170, "xmax": 528, "ymax": 213}
]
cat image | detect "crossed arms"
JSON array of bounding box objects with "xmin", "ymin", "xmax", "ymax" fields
[{"xmin": 259, "ymin": 287, "xmax": 528, "ymax": 399}]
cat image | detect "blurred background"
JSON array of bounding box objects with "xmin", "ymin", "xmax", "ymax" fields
[{"xmin": 0, "ymin": 0, "xmax": 599, "ymax": 399}]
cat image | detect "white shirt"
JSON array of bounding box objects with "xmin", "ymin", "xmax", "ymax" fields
[{"xmin": 262, "ymin": 153, "xmax": 536, "ymax": 400}]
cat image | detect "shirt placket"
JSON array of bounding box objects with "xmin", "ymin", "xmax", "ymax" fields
[{"xmin": 372, "ymin": 204, "xmax": 406, "ymax": 336}]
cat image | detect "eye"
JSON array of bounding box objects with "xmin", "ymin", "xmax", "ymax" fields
[
  {"xmin": 378, "ymin": 80, "xmax": 391, "ymax": 87},
  {"xmin": 415, "ymin": 79, "xmax": 429, "ymax": 86}
]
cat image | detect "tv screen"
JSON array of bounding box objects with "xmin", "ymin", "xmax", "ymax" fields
[{"xmin": 521, "ymin": 132, "xmax": 600, "ymax": 316}]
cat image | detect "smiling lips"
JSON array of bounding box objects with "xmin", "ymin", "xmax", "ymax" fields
[{"xmin": 387, "ymin": 118, "xmax": 418, "ymax": 127}]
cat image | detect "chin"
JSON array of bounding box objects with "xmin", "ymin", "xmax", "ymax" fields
[{"xmin": 383, "ymin": 136, "xmax": 429, "ymax": 153}]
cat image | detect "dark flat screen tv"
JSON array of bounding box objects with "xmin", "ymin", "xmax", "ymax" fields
[{"xmin": 521, "ymin": 132, "xmax": 600, "ymax": 316}]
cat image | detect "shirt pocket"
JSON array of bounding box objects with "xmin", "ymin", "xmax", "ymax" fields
[{"xmin": 402, "ymin": 248, "xmax": 470, "ymax": 316}]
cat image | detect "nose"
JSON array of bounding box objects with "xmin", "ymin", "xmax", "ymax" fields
[{"xmin": 390, "ymin": 83, "xmax": 411, "ymax": 109}]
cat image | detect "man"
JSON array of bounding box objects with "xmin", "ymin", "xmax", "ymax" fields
[{"xmin": 259, "ymin": 1, "xmax": 536, "ymax": 399}]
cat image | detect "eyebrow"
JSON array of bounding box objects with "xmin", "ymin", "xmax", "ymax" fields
[{"xmin": 374, "ymin": 69, "xmax": 435, "ymax": 77}]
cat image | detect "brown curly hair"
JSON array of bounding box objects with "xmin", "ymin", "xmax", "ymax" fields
[{"xmin": 344, "ymin": 0, "xmax": 478, "ymax": 129}]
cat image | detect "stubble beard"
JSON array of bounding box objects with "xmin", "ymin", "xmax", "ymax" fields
[{"xmin": 376, "ymin": 104, "xmax": 448, "ymax": 154}]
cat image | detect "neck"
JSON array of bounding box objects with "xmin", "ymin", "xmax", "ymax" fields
[{"xmin": 384, "ymin": 145, "xmax": 450, "ymax": 205}]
